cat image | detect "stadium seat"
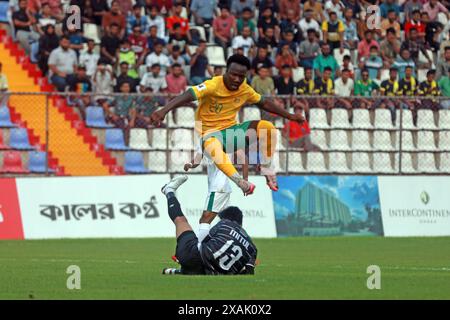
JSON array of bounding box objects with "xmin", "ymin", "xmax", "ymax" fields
[
  {"xmin": 292, "ymin": 67, "xmax": 304, "ymax": 83},
  {"xmin": 328, "ymin": 152, "xmax": 350, "ymax": 173},
  {"xmin": 380, "ymin": 69, "xmax": 390, "ymax": 82},
  {"xmin": 309, "ymin": 108, "xmax": 329, "ymax": 129},
  {"xmin": 149, "ymin": 128, "xmax": 168, "ymax": 149},
  {"xmin": 438, "ymin": 12, "xmax": 448, "ymax": 26},
  {"xmin": 400, "ymin": 153, "xmax": 416, "ymax": 173},
  {"xmin": 189, "ymin": 26, "xmax": 206, "ymax": 41},
  {"xmin": 417, "ymin": 153, "xmax": 438, "ymax": 173},
  {"xmin": 373, "ymin": 152, "xmax": 394, "ymax": 173},
  {"xmin": 330, "ymin": 108, "xmax": 351, "ymax": 128},
  {"xmin": 374, "ymin": 108, "xmax": 394, "ymax": 129},
  {"xmin": 352, "ymin": 130, "xmax": 371, "ymax": 151},
  {"xmin": 329, "ymin": 130, "xmax": 350, "ymax": 150},
  {"xmin": 417, "ymin": 69, "xmax": 427, "ymax": 82},
  {"xmin": 124, "ymin": 151, "xmax": 150, "ymax": 173},
  {"xmin": 105, "ymin": 129, "xmax": 129, "ymax": 150},
  {"xmin": 440, "ymin": 153, "xmax": 450, "ymax": 173},
  {"xmin": 439, "ymin": 131, "xmax": 450, "ymax": 151},
  {"xmin": 351, "ymin": 152, "xmax": 371, "ymax": 173},
  {"xmin": 85, "ymin": 107, "xmax": 113, "ymax": 128},
  {"xmin": 352, "ymin": 109, "xmax": 372, "ymax": 129},
  {"xmin": 0, "ymin": 2, "xmax": 9, "ymax": 23},
  {"xmin": 0, "ymin": 130, "xmax": 9, "ymax": 150},
  {"xmin": 373, "ymin": 130, "xmax": 394, "ymax": 151},
  {"xmin": 417, "ymin": 131, "xmax": 437, "ymax": 151},
  {"xmin": 438, "ymin": 110, "xmax": 450, "ymax": 129},
  {"xmin": 243, "ymin": 107, "xmax": 261, "ymax": 121},
  {"xmin": 418, "ymin": 49, "xmax": 434, "ymax": 67},
  {"xmin": 129, "ymin": 129, "xmax": 152, "ymax": 150},
  {"xmin": 0, "ymin": 107, "xmax": 15, "ymax": 128},
  {"xmin": 306, "ymin": 152, "xmax": 327, "ymax": 172},
  {"xmin": 287, "ymin": 152, "xmax": 305, "ymax": 172},
  {"xmin": 276, "ymin": 129, "xmax": 286, "ymax": 151},
  {"xmin": 9, "ymin": 128, "xmax": 34, "ymax": 150},
  {"xmin": 333, "ymin": 48, "xmax": 350, "ymax": 66},
  {"xmin": 169, "ymin": 151, "xmax": 201, "ymax": 172},
  {"xmin": 400, "ymin": 131, "xmax": 415, "ymax": 151},
  {"xmin": 206, "ymin": 46, "xmax": 226, "ymax": 66},
  {"xmin": 170, "ymin": 128, "xmax": 193, "ymax": 149},
  {"xmin": 83, "ymin": 23, "xmax": 101, "ymax": 44},
  {"xmin": 309, "ymin": 130, "xmax": 327, "ymax": 150},
  {"xmin": 0, "ymin": 151, "xmax": 28, "ymax": 173},
  {"xmin": 28, "ymin": 151, "xmax": 54, "ymax": 173},
  {"xmin": 396, "ymin": 109, "xmax": 415, "ymax": 129},
  {"xmin": 272, "ymin": 150, "xmax": 282, "ymax": 173},
  {"xmin": 416, "ymin": 109, "xmax": 437, "ymax": 129},
  {"xmin": 175, "ymin": 107, "xmax": 195, "ymax": 127},
  {"xmin": 147, "ymin": 151, "xmax": 167, "ymax": 172}
]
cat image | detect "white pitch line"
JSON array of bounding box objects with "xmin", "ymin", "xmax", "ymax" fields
[
  {"xmin": 0, "ymin": 258, "xmax": 139, "ymax": 264},
  {"xmin": 332, "ymin": 265, "xmax": 450, "ymax": 272}
]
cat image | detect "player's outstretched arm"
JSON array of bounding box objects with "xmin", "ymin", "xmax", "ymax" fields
[
  {"xmin": 150, "ymin": 90, "xmax": 195, "ymax": 126},
  {"xmin": 256, "ymin": 98, "xmax": 305, "ymax": 123}
]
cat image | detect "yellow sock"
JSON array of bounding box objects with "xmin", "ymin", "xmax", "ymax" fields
[
  {"xmin": 256, "ymin": 120, "xmax": 277, "ymax": 162},
  {"xmin": 203, "ymin": 137, "xmax": 239, "ymax": 178}
]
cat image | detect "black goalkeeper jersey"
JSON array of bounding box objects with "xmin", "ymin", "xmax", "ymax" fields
[{"xmin": 200, "ymin": 219, "xmax": 258, "ymax": 275}]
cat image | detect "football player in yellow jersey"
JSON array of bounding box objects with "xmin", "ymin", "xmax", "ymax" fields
[{"xmin": 150, "ymin": 54, "xmax": 304, "ymax": 195}]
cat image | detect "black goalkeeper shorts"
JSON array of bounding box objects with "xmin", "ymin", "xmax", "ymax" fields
[{"xmin": 176, "ymin": 231, "xmax": 205, "ymax": 275}]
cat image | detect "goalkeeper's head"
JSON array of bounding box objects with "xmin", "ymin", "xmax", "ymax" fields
[{"xmin": 218, "ymin": 206, "xmax": 243, "ymax": 226}]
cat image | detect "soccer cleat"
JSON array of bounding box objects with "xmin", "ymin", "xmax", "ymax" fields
[
  {"xmin": 244, "ymin": 182, "xmax": 256, "ymax": 196},
  {"xmin": 162, "ymin": 268, "xmax": 182, "ymax": 275},
  {"xmin": 171, "ymin": 255, "xmax": 180, "ymax": 264},
  {"xmin": 161, "ymin": 175, "xmax": 188, "ymax": 195},
  {"xmin": 265, "ymin": 175, "xmax": 278, "ymax": 192},
  {"xmin": 238, "ymin": 179, "xmax": 255, "ymax": 196}
]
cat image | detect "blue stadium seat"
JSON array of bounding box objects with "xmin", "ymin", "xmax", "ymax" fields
[
  {"xmin": 28, "ymin": 151, "xmax": 55, "ymax": 173},
  {"xmin": 124, "ymin": 151, "xmax": 150, "ymax": 173},
  {"xmin": 0, "ymin": 2, "xmax": 9, "ymax": 23},
  {"xmin": 85, "ymin": 106, "xmax": 113, "ymax": 128},
  {"xmin": 0, "ymin": 107, "xmax": 15, "ymax": 128},
  {"xmin": 105, "ymin": 129, "xmax": 129, "ymax": 150},
  {"xmin": 9, "ymin": 128, "xmax": 34, "ymax": 150}
]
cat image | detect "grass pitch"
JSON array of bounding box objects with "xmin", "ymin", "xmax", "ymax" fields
[{"xmin": 0, "ymin": 237, "xmax": 449, "ymax": 300}]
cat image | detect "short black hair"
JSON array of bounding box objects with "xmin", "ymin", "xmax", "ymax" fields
[
  {"xmin": 427, "ymin": 69, "xmax": 436, "ymax": 77},
  {"xmin": 226, "ymin": 54, "xmax": 251, "ymax": 70},
  {"xmin": 218, "ymin": 206, "xmax": 243, "ymax": 226},
  {"xmin": 386, "ymin": 27, "xmax": 396, "ymax": 35},
  {"xmin": 324, "ymin": 66, "xmax": 332, "ymax": 72},
  {"xmin": 361, "ymin": 68, "xmax": 369, "ymax": 74},
  {"xmin": 242, "ymin": 6, "xmax": 252, "ymax": 13},
  {"xmin": 342, "ymin": 68, "xmax": 350, "ymax": 73},
  {"xmin": 343, "ymin": 55, "xmax": 351, "ymax": 60},
  {"xmin": 172, "ymin": 63, "xmax": 182, "ymax": 68},
  {"xmin": 389, "ymin": 67, "xmax": 398, "ymax": 72}
]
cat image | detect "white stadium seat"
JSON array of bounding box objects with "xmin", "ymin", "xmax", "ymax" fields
[
  {"xmin": 189, "ymin": 26, "xmax": 206, "ymax": 41},
  {"xmin": 148, "ymin": 151, "xmax": 167, "ymax": 172},
  {"xmin": 373, "ymin": 131, "xmax": 394, "ymax": 151},
  {"xmin": 309, "ymin": 108, "xmax": 329, "ymax": 129},
  {"xmin": 331, "ymin": 108, "xmax": 351, "ymax": 128},
  {"xmin": 170, "ymin": 129, "xmax": 194, "ymax": 150},
  {"xmin": 207, "ymin": 45, "xmax": 226, "ymax": 66},
  {"xmin": 276, "ymin": 129, "xmax": 286, "ymax": 151},
  {"xmin": 175, "ymin": 107, "xmax": 195, "ymax": 128},
  {"xmin": 129, "ymin": 129, "xmax": 152, "ymax": 150},
  {"xmin": 306, "ymin": 152, "xmax": 327, "ymax": 172},
  {"xmin": 417, "ymin": 69, "xmax": 427, "ymax": 82},
  {"xmin": 416, "ymin": 109, "xmax": 437, "ymax": 129},
  {"xmin": 439, "ymin": 131, "xmax": 450, "ymax": 151},
  {"xmin": 380, "ymin": 69, "xmax": 390, "ymax": 82},
  {"xmin": 439, "ymin": 110, "xmax": 450, "ymax": 129},
  {"xmin": 374, "ymin": 108, "xmax": 394, "ymax": 129},
  {"xmin": 352, "ymin": 130, "xmax": 371, "ymax": 151},
  {"xmin": 287, "ymin": 152, "xmax": 305, "ymax": 172},
  {"xmin": 351, "ymin": 152, "xmax": 371, "ymax": 173},
  {"xmin": 329, "ymin": 130, "xmax": 350, "ymax": 150},
  {"xmin": 400, "ymin": 131, "xmax": 415, "ymax": 151},
  {"xmin": 417, "ymin": 153, "xmax": 438, "ymax": 173},
  {"xmin": 292, "ymin": 67, "xmax": 304, "ymax": 83},
  {"xmin": 309, "ymin": 130, "xmax": 328, "ymax": 150},
  {"xmin": 400, "ymin": 153, "xmax": 416, "ymax": 173},
  {"xmin": 373, "ymin": 152, "xmax": 395, "ymax": 173},
  {"xmin": 83, "ymin": 23, "xmax": 101, "ymax": 44},
  {"xmin": 243, "ymin": 107, "xmax": 261, "ymax": 121},
  {"xmin": 352, "ymin": 108, "xmax": 372, "ymax": 129},
  {"xmin": 399, "ymin": 109, "xmax": 415, "ymax": 129},
  {"xmin": 149, "ymin": 128, "xmax": 167, "ymax": 149},
  {"xmin": 333, "ymin": 48, "xmax": 350, "ymax": 66},
  {"xmin": 328, "ymin": 152, "xmax": 350, "ymax": 173},
  {"xmin": 417, "ymin": 131, "xmax": 437, "ymax": 151},
  {"xmin": 440, "ymin": 153, "xmax": 450, "ymax": 173}
]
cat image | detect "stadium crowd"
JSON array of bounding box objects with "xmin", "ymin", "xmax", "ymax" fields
[{"xmin": 7, "ymin": 0, "xmax": 450, "ymax": 131}]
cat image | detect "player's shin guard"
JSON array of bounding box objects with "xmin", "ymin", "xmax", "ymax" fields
[{"xmin": 166, "ymin": 192, "xmax": 185, "ymax": 222}]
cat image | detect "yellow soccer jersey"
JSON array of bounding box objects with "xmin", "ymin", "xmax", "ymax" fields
[{"xmin": 189, "ymin": 76, "xmax": 263, "ymax": 135}]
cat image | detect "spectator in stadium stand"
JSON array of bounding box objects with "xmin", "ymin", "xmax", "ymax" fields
[
  {"xmin": 342, "ymin": 8, "xmax": 358, "ymax": 51},
  {"xmin": 146, "ymin": 0, "xmax": 173, "ymax": 14},
  {"xmin": 439, "ymin": 30, "xmax": 450, "ymax": 58},
  {"xmin": 48, "ymin": 35, "xmax": 78, "ymax": 92},
  {"xmin": 231, "ymin": 0, "xmax": 256, "ymax": 17},
  {"xmin": 298, "ymin": 9, "xmax": 321, "ymax": 40},
  {"xmin": 93, "ymin": 61, "xmax": 115, "ymax": 101},
  {"xmin": 339, "ymin": 55, "xmax": 355, "ymax": 78},
  {"xmin": 168, "ymin": 23, "xmax": 192, "ymax": 59},
  {"xmin": 140, "ymin": 63, "xmax": 168, "ymax": 95},
  {"xmin": 281, "ymin": 107, "xmax": 319, "ymax": 150},
  {"xmin": 128, "ymin": 25, "xmax": 149, "ymax": 64},
  {"xmin": 404, "ymin": 10, "xmax": 426, "ymax": 40},
  {"xmin": 380, "ymin": 9, "xmax": 401, "ymax": 40},
  {"xmin": 0, "ymin": 63, "xmax": 8, "ymax": 106},
  {"xmin": 279, "ymin": 0, "xmax": 301, "ymax": 22},
  {"xmin": 100, "ymin": 23, "xmax": 122, "ymax": 66},
  {"xmin": 79, "ymin": 39, "xmax": 100, "ymax": 78},
  {"xmin": 354, "ymin": 68, "xmax": 379, "ymax": 109},
  {"xmin": 147, "ymin": 25, "xmax": 166, "ymax": 53},
  {"xmin": 298, "ymin": 29, "xmax": 319, "ymax": 69},
  {"xmin": 190, "ymin": 0, "xmax": 216, "ymax": 40},
  {"xmin": 256, "ymin": 27, "xmax": 279, "ymax": 56},
  {"xmin": 134, "ymin": 87, "xmax": 161, "ymax": 128},
  {"xmin": 34, "ymin": 3, "xmax": 56, "ymax": 36},
  {"xmin": 102, "ymin": 81, "xmax": 136, "ymax": 143},
  {"xmin": 118, "ymin": 39, "xmax": 139, "ymax": 79},
  {"xmin": 402, "ymin": 28, "xmax": 433, "ymax": 69},
  {"xmin": 295, "ymin": 66, "xmax": 314, "ymax": 114},
  {"xmin": 303, "ymin": 0, "xmax": 325, "ymax": 22},
  {"xmin": 91, "ymin": 0, "xmax": 109, "ymax": 26},
  {"xmin": 324, "ymin": 0, "xmax": 345, "ymax": 20},
  {"xmin": 379, "ymin": 67, "xmax": 400, "ymax": 113},
  {"xmin": 322, "ymin": 11, "xmax": 345, "ymax": 52},
  {"xmin": 66, "ymin": 24, "xmax": 86, "ymax": 57},
  {"xmin": 13, "ymin": 0, "xmax": 38, "ymax": 54},
  {"xmin": 115, "ymin": 62, "xmax": 138, "ymax": 92},
  {"xmin": 27, "ymin": 0, "xmax": 63, "ymax": 21},
  {"xmin": 280, "ymin": 9, "xmax": 303, "ymax": 43},
  {"xmin": 102, "ymin": 1, "xmax": 127, "ymax": 38},
  {"xmin": 279, "ymin": 29, "xmax": 299, "ymax": 54},
  {"xmin": 257, "ymin": 7, "xmax": 280, "ymax": 41},
  {"xmin": 275, "ymin": 43, "xmax": 299, "ymax": 72},
  {"xmin": 438, "ymin": 67, "xmax": 450, "ymax": 109},
  {"xmin": 236, "ymin": 7, "xmax": 256, "ymax": 36},
  {"xmin": 145, "ymin": 42, "xmax": 171, "ymax": 76},
  {"xmin": 38, "ymin": 24, "xmax": 59, "ymax": 75},
  {"xmin": 116, "ymin": 0, "xmax": 133, "ymax": 16},
  {"xmin": 78, "ymin": 0, "xmax": 96, "ymax": 24},
  {"xmin": 436, "ymin": 47, "xmax": 450, "ymax": 80},
  {"xmin": 213, "ymin": 6, "xmax": 237, "ymax": 57},
  {"xmin": 213, "ymin": 66, "xmax": 224, "ymax": 76},
  {"xmin": 259, "ymin": 0, "xmax": 279, "ymax": 14},
  {"xmin": 379, "ymin": 0, "xmax": 400, "ymax": 19},
  {"xmin": 404, "ymin": 0, "xmax": 423, "ymax": 21},
  {"xmin": 341, "ymin": 0, "xmax": 361, "ymax": 18},
  {"xmin": 274, "ymin": 64, "xmax": 300, "ymax": 112},
  {"xmin": 67, "ymin": 65, "xmax": 92, "ymax": 111},
  {"xmin": 232, "ymin": 26, "xmax": 255, "ymax": 57},
  {"xmin": 251, "ymin": 44, "xmax": 273, "ymax": 77},
  {"xmin": 423, "ymin": 0, "xmax": 449, "ymax": 21},
  {"xmin": 398, "ymin": 66, "xmax": 418, "ymax": 111},
  {"xmin": 189, "ymin": 40, "xmax": 213, "ymax": 85},
  {"xmin": 334, "ymin": 68, "xmax": 354, "ymax": 109},
  {"xmin": 166, "ymin": 1, "xmax": 190, "ymax": 40},
  {"xmin": 147, "ymin": 5, "xmax": 166, "ymax": 39},
  {"xmin": 251, "ymin": 64, "xmax": 275, "ymax": 96},
  {"xmin": 364, "ymin": 45, "xmax": 383, "ymax": 80},
  {"xmin": 392, "ymin": 48, "xmax": 416, "ymax": 80},
  {"xmin": 127, "ymin": 4, "xmax": 151, "ymax": 35},
  {"xmin": 380, "ymin": 27, "xmax": 401, "ymax": 68},
  {"xmin": 422, "ymin": 11, "xmax": 444, "ymax": 54},
  {"xmin": 313, "ymin": 42, "xmax": 340, "ymax": 79},
  {"xmin": 418, "ymin": 69, "xmax": 441, "ymax": 110},
  {"xmin": 313, "ymin": 66, "xmax": 335, "ymax": 109},
  {"xmin": 357, "ymin": 30, "xmax": 379, "ymax": 62},
  {"xmin": 168, "ymin": 45, "xmax": 186, "ymax": 67},
  {"xmin": 166, "ymin": 63, "xmax": 188, "ymax": 95}
]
